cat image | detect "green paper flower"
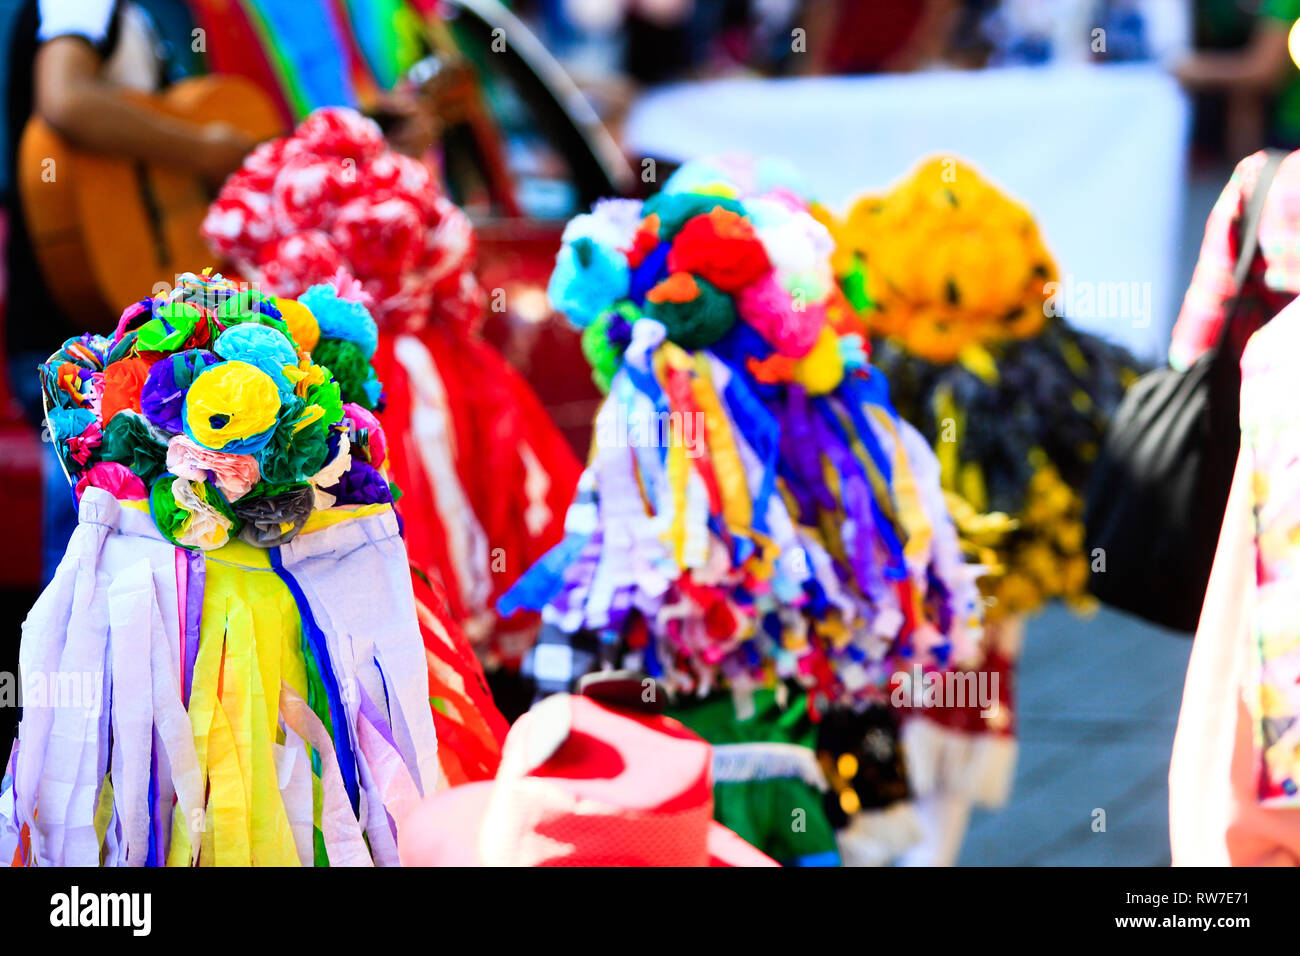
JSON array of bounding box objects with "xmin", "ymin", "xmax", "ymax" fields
[{"xmin": 100, "ymin": 412, "xmax": 169, "ymax": 485}]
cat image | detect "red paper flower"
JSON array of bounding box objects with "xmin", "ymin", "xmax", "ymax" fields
[
  {"xmin": 202, "ymin": 187, "xmax": 274, "ymax": 261},
  {"xmin": 331, "ymin": 195, "xmax": 423, "ymax": 278},
  {"xmin": 358, "ymin": 153, "xmax": 439, "ymax": 222},
  {"xmin": 291, "ymin": 107, "xmax": 386, "ymax": 162},
  {"xmin": 237, "ymin": 137, "xmax": 300, "ymax": 191},
  {"xmin": 665, "ymin": 207, "xmax": 771, "ymax": 293},
  {"xmin": 622, "ymin": 213, "xmax": 661, "ymax": 269},
  {"xmin": 100, "ymin": 355, "xmax": 153, "ymax": 424}
]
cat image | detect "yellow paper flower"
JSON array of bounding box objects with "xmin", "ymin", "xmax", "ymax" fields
[
  {"xmin": 184, "ymin": 361, "xmax": 282, "ymax": 451},
  {"xmin": 792, "ymin": 326, "xmax": 845, "ymax": 395},
  {"xmin": 275, "ymin": 297, "xmax": 321, "ymax": 354}
]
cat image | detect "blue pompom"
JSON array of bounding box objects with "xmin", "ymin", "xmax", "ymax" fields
[
  {"xmin": 299, "ymin": 284, "xmax": 379, "ymax": 358},
  {"xmin": 627, "ymin": 241, "xmax": 670, "ymax": 306},
  {"xmin": 214, "ymin": 324, "xmax": 299, "ymax": 398},
  {"xmin": 48, "ymin": 406, "xmax": 97, "ymax": 448},
  {"xmin": 547, "ymin": 236, "xmax": 629, "ymax": 328}
]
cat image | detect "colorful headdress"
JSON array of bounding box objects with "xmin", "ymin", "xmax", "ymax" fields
[
  {"xmin": 821, "ymin": 157, "xmax": 1142, "ymax": 618},
  {"xmin": 41, "ymin": 270, "xmax": 393, "ymax": 552},
  {"xmin": 202, "ymin": 107, "xmax": 481, "ymax": 332},
  {"xmin": 503, "ymin": 156, "xmax": 985, "ymax": 711},
  {"xmin": 5, "ymin": 269, "xmax": 448, "ymax": 867},
  {"xmin": 824, "ymin": 157, "xmax": 1058, "ymax": 362}
]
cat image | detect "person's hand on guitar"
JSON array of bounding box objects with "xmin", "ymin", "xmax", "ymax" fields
[
  {"xmin": 35, "ymin": 37, "xmax": 261, "ymax": 185},
  {"xmin": 21, "ymin": 37, "xmax": 283, "ymax": 329}
]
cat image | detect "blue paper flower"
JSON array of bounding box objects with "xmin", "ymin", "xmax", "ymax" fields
[
  {"xmin": 214, "ymin": 325, "xmax": 299, "ymax": 398},
  {"xmin": 299, "ymin": 284, "xmax": 379, "ymax": 358}
]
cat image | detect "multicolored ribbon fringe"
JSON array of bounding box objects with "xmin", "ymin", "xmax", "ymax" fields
[{"xmin": 502, "ymin": 156, "xmax": 984, "ymax": 710}]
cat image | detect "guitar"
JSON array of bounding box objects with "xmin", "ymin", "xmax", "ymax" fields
[{"xmin": 18, "ymin": 74, "xmax": 283, "ymax": 333}]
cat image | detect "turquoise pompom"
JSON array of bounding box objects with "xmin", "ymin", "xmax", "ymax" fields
[
  {"xmin": 214, "ymin": 324, "xmax": 300, "ymax": 398},
  {"xmin": 641, "ymin": 192, "xmax": 744, "ymax": 240},
  {"xmin": 547, "ymin": 236, "xmax": 629, "ymax": 328},
  {"xmin": 298, "ymin": 284, "xmax": 379, "ymax": 358}
]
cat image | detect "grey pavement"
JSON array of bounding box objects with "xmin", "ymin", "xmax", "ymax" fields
[{"xmin": 956, "ymin": 603, "xmax": 1193, "ymax": 865}]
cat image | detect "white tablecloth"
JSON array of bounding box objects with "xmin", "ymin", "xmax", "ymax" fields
[{"xmin": 625, "ymin": 65, "xmax": 1190, "ymax": 361}]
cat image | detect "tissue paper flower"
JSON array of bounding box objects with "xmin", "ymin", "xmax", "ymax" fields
[
  {"xmin": 202, "ymin": 106, "xmax": 483, "ymax": 332},
  {"xmin": 166, "ymin": 434, "xmax": 261, "ymax": 501}
]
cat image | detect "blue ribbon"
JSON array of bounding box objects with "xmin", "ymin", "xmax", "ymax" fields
[
  {"xmin": 269, "ymin": 547, "xmax": 361, "ymax": 815},
  {"xmin": 497, "ymin": 532, "xmax": 591, "ymax": 616}
]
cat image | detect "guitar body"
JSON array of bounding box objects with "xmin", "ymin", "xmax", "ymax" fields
[{"xmin": 18, "ymin": 75, "xmax": 282, "ymax": 333}]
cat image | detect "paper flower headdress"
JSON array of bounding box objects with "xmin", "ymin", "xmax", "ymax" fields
[
  {"xmin": 202, "ymin": 107, "xmax": 480, "ymax": 331},
  {"xmin": 504, "ymin": 156, "xmax": 984, "ymax": 709},
  {"xmin": 42, "ymin": 270, "xmax": 393, "ymax": 552}
]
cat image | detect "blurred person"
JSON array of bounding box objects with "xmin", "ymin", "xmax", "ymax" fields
[
  {"xmin": 1168, "ymin": 149, "xmax": 1300, "ymax": 373},
  {"xmin": 3, "ymin": 0, "xmax": 255, "ymax": 572},
  {"xmin": 981, "ymin": 0, "xmax": 1188, "ymax": 66},
  {"xmin": 1167, "ymin": 150, "xmax": 1300, "ymax": 863},
  {"xmin": 1176, "ymin": 0, "xmax": 1300, "ymax": 156},
  {"xmin": 796, "ymin": 0, "xmax": 964, "ymax": 75},
  {"xmin": 1167, "ymin": 346, "xmax": 1300, "ymax": 865},
  {"xmin": 5, "ymin": 0, "xmax": 254, "ymax": 385},
  {"xmin": 1170, "ymin": 255, "xmax": 1300, "ymax": 865}
]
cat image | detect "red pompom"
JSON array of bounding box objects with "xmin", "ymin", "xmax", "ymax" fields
[
  {"xmin": 291, "ymin": 107, "xmax": 386, "ymax": 161},
  {"xmin": 622, "ymin": 215, "xmax": 661, "ymax": 269},
  {"xmin": 358, "ymin": 153, "xmax": 440, "ymax": 221},
  {"xmin": 665, "ymin": 207, "xmax": 771, "ymax": 293},
  {"xmin": 271, "ymin": 152, "xmax": 357, "ymax": 234},
  {"xmin": 238, "ymin": 137, "xmax": 300, "ymax": 191},
  {"xmin": 201, "ymin": 187, "xmax": 274, "ymax": 261},
  {"xmin": 331, "ymin": 195, "xmax": 423, "ymax": 278}
]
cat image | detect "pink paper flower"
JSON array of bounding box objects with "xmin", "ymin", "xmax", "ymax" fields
[
  {"xmin": 166, "ymin": 435, "xmax": 262, "ymax": 501},
  {"xmin": 329, "ymin": 268, "xmax": 374, "ymax": 307},
  {"xmin": 67, "ymin": 420, "xmax": 103, "ymax": 466},
  {"xmin": 74, "ymin": 461, "xmax": 147, "ymax": 504}
]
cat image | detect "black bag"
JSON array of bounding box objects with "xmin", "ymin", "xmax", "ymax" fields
[{"xmin": 1085, "ymin": 149, "xmax": 1286, "ymax": 633}]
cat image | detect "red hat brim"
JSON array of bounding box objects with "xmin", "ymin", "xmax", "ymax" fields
[{"xmin": 397, "ymin": 784, "xmax": 777, "ymax": 867}]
